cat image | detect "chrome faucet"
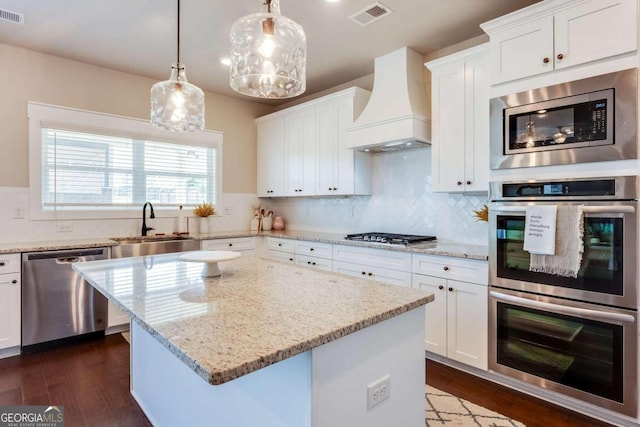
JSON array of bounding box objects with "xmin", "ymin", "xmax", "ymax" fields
[{"xmin": 141, "ymin": 202, "xmax": 155, "ymax": 236}]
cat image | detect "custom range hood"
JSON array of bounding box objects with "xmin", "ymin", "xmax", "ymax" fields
[{"xmin": 347, "ymin": 47, "xmax": 430, "ymax": 152}]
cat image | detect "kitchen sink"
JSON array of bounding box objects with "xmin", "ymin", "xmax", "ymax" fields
[{"xmin": 111, "ymin": 236, "xmax": 200, "ymax": 258}]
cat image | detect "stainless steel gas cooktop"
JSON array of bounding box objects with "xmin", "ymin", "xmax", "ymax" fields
[{"xmin": 344, "ymin": 233, "xmax": 436, "ymax": 245}]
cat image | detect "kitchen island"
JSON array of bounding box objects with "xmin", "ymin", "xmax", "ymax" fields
[{"xmin": 73, "ymin": 252, "xmax": 433, "ymax": 427}]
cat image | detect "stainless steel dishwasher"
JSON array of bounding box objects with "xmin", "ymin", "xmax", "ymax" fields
[{"xmin": 21, "ymin": 247, "xmax": 108, "ymax": 349}]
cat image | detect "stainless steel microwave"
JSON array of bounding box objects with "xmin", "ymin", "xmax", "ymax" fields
[{"xmin": 490, "ymin": 68, "xmax": 638, "ymax": 169}]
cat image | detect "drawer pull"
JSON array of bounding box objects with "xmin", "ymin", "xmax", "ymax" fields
[
  {"xmin": 361, "ymin": 272, "xmax": 366, "ymax": 275},
  {"xmin": 557, "ymin": 53, "xmax": 564, "ymax": 60},
  {"xmin": 466, "ymin": 180, "xmax": 471, "ymax": 185},
  {"xmin": 289, "ymin": 258, "xmax": 294, "ymax": 261},
  {"xmin": 310, "ymin": 248, "xmax": 314, "ymax": 252},
  {"xmin": 543, "ymin": 57, "xmax": 550, "ymax": 64},
  {"xmin": 457, "ymin": 181, "xmax": 462, "ymax": 186},
  {"xmin": 278, "ymin": 243, "xmax": 282, "ymax": 247},
  {"xmin": 228, "ymin": 243, "xmax": 233, "ymax": 247},
  {"xmin": 443, "ymin": 266, "xmax": 449, "ymax": 271},
  {"xmin": 312, "ymin": 262, "xmax": 316, "ymax": 266},
  {"xmin": 11, "ymin": 279, "xmax": 17, "ymax": 284},
  {"xmin": 438, "ymin": 285, "xmax": 444, "ymax": 290},
  {"xmin": 368, "ymin": 272, "xmax": 373, "ymax": 276},
  {"xmin": 448, "ymin": 287, "xmax": 453, "ymax": 292},
  {"xmin": 307, "ymin": 261, "xmax": 311, "ymax": 265},
  {"xmin": 0, "ymin": 262, "xmax": 4, "ymax": 266}
]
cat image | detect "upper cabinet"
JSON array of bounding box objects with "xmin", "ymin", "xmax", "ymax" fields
[
  {"xmin": 426, "ymin": 44, "xmax": 489, "ymax": 193},
  {"xmin": 481, "ymin": 0, "xmax": 638, "ymax": 85},
  {"xmin": 256, "ymin": 87, "xmax": 372, "ymax": 198}
]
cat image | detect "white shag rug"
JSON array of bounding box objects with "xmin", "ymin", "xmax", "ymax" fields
[{"xmin": 426, "ymin": 385, "xmax": 525, "ymax": 426}]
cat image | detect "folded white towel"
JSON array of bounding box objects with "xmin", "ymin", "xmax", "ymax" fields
[{"xmin": 529, "ymin": 205, "xmax": 584, "ymax": 278}]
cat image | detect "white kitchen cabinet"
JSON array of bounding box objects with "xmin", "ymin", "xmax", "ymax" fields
[
  {"xmin": 332, "ymin": 244, "xmax": 412, "ymax": 287},
  {"xmin": 426, "ymin": 44, "xmax": 489, "ymax": 193},
  {"xmin": 202, "ymin": 237, "xmax": 256, "ymax": 254},
  {"xmin": 256, "ymin": 87, "xmax": 372, "ymax": 198},
  {"xmin": 267, "ymin": 237, "xmax": 296, "ymax": 264},
  {"xmin": 257, "ymin": 116, "xmax": 286, "ymax": 197},
  {"xmin": 0, "ymin": 254, "xmax": 21, "ymax": 356},
  {"xmin": 285, "ymin": 108, "xmax": 316, "ymax": 196},
  {"xmin": 481, "ymin": 0, "xmax": 637, "ymax": 84},
  {"xmin": 412, "ymin": 254, "xmax": 488, "ymax": 370},
  {"xmin": 294, "ymin": 241, "xmax": 332, "ymax": 260},
  {"xmin": 295, "ymin": 254, "xmax": 333, "ymax": 272},
  {"xmin": 316, "ymin": 89, "xmax": 372, "ymax": 196}
]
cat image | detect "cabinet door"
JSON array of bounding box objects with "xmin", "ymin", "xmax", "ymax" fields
[
  {"xmin": 0, "ymin": 273, "xmax": 20, "ymax": 349},
  {"xmin": 334, "ymin": 98, "xmax": 357, "ymax": 195},
  {"xmin": 295, "ymin": 254, "xmax": 333, "ymax": 272},
  {"xmin": 446, "ymin": 280, "xmax": 488, "ymax": 370},
  {"xmin": 285, "ymin": 109, "xmax": 316, "ymax": 196},
  {"xmin": 464, "ymin": 55, "xmax": 489, "ymax": 193},
  {"xmin": 554, "ymin": 0, "xmax": 637, "ymax": 71},
  {"xmin": 489, "ymin": 15, "xmax": 554, "ymax": 84},
  {"xmin": 294, "ymin": 240, "xmax": 332, "ymax": 260},
  {"xmin": 431, "ymin": 61, "xmax": 466, "ymax": 192},
  {"xmin": 269, "ymin": 250, "xmax": 295, "ymax": 264},
  {"xmin": 412, "ymin": 274, "xmax": 447, "ymax": 357},
  {"xmin": 333, "ymin": 260, "xmax": 373, "ymax": 280},
  {"xmin": 370, "ymin": 266, "xmax": 412, "ymax": 287},
  {"xmin": 316, "ymin": 101, "xmax": 340, "ymax": 195},
  {"xmin": 257, "ymin": 117, "xmax": 286, "ymax": 197}
]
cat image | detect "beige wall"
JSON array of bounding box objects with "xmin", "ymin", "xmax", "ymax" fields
[{"xmin": 0, "ymin": 43, "xmax": 273, "ymax": 193}]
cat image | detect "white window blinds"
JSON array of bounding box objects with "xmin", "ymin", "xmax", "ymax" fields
[{"xmin": 42, "ymin": 128, "xmax": 217, "ymax": 210}]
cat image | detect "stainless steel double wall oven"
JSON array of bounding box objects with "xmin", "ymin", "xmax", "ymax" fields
[{"xmin": 489, "ymin": 176, "xmax": 638, "ymax": 417}]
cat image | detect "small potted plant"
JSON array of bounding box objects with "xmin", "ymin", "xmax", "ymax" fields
[
  {"xmin": 472, "ymin": 204, "xmax": 489, "ymax": 222},
  {"xmin": 193, "ymin": 202, "xmax": 215, "ymax": 234}
]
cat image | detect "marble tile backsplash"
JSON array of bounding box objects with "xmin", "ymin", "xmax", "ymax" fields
[
  {"xmin": 0, "ymin": 190, "xmax": 257, "ymax": 243},
  {"xmin": 261, "ymin": 148, "xmax": 489, "ymax": 245}
]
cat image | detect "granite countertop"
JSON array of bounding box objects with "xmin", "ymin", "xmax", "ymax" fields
[
  {"xmin": 261, "ymin": 230, "xmax": 489, "ymax": 261},
  {"xmin": 0, "ymin": 238, "xmax": 118, "ymax": 254},
  {"xmin": 73, "ymin": 253, "xmax": 433, "ymax": 385},
  {"xmin": 0, "ymin": 229, "xmax": 488, "ymax": 260}
]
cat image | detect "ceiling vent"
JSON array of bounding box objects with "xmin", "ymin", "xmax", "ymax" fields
[
  {"xmin": 349, "ymin": 2, "xmax": 392, "ymax": 26},
  {"xmin": 0, "ymin": 8, "xmax": 24, "ymax": 25}
]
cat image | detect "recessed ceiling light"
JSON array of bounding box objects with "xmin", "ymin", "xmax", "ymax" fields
[{"xmin": 219, "ymin": 57, "xmax": 231, "ymax": 66}]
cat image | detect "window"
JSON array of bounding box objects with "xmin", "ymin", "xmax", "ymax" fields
[{"xmin": 29, "ymin": 102, "xmax": 223, "ymax": 220}]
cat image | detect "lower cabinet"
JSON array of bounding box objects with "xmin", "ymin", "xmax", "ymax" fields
[
  {"xmin": 412, "ymin": 254, "xmax": 488, "ymax": 370},
  {"xmin": 267, "ymin": 237, "xmax": 296, "ymax": 264},
  {"xmin": 0, "ymin": 267, "xmax": 21, "ymax": 354},
  {"xmin": 202, "ymin": 237, "xmax": 257, "ymax": 255},
  {"xmin": 107, "ymin": 302, "xmax": 130, "ymax": 330},
  {"xmin": 332, "ymin": 244, "xmax": 412, "ymax": 287}
]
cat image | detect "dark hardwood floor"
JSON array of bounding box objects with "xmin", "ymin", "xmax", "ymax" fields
[
  {"xmin": 0, "ymin": 335, "xmax": 618, "ymax": 426},
  {"xmin": 427, "ymin": 359, "xmax": 615, "ymax": 427}
]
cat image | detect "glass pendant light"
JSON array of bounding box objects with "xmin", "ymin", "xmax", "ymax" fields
[
  {"xmin": 151, "ymin": 0, "xmax": 205, "ymax": 132},
  {"xmin": 229, "ymin": 0, "xmax": 306, "ymax": 99}
]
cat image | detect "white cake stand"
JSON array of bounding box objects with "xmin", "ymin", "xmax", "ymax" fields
[{"xmin": 178, "ymin": 250, "xmax": 241, "ymax": 277}]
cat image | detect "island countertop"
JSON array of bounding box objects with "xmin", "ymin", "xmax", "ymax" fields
[{"xmin": 73, "ymin": 253, "xmax": 433, "ymax": 385}]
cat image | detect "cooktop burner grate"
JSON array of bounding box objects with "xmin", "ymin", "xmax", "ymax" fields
[{"xmin": 344, "ymin": 233, "xmax": 436, "ymax": 245}]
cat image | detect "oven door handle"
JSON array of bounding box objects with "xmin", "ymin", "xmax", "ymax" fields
[
  {"xmin": 490, "ymin": 291, "xmax": 636, "ymax": 324},
  {"xmin": 492, "ymin": 206, "xmax": 635, "ymax": 214}
]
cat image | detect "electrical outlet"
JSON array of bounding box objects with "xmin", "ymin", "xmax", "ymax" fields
[
  {"xmin": 367, "ymin": 375, "xmax": 391, "ymax": 410},
  {"xmin": 13, "ymin": 205, "xmax": 25, "ymax": 219},
  {"xmin": 56, "ymin": 222, "xmax": 73, "ymax": 233},
  {"xmin": 223, "ymin": 207, "xmax": 232, "ymax": 215}
]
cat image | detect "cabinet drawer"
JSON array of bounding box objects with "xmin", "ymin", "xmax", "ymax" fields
[
  {"xmin": 333, "ymin": 244, "xmax": 411, "ymax": 272},
  {"xmin": 295, "ymin": 255, "xmax": 333, "ymax": 272},
  {"xmin": 269, "ymin": 249, "xmax": 295, "ymax": 264},
  {"xmin": 333, "ymin": 261, "xmax": 412, "ymax": 287},
  {"xmin": 295, "ymin": 241, "xmax": 332, "ymax": 259},
  {"xmin": 268, "ymin": 237, "xmax": 295, "ymax": 254},
  {"xmin": 202, "ymin": 237, "xmax": 256, "ymax": 251},
  {"xmin": 412, "ymin": 254, "xmax": 488, "ymax": 285},
  {"xmin": 0, "ymin": 253, "xmax": 20, "ymax": 274}
]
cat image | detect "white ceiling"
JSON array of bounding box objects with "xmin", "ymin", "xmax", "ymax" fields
[{"xmin": 0, "ymin": 0, "xmax": 539, "ymax": 105}]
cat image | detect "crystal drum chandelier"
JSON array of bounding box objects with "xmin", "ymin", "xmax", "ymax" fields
[
  {"xmin": 151, "ymin": 0, "xmax": 205, "ymax": 132},
  {"xmin": 229, "ymin": 0, "xmax": 306, "ymax": 99}
]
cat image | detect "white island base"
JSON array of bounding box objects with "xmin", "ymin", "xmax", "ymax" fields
[{"xmin": 130, "ymin": 306, "xmax": 426, "ymax": 427}]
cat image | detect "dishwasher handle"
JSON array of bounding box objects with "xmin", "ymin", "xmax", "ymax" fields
[{"xmin": 56, "ymin": 257, "xmax": 80, "ymax": 264}]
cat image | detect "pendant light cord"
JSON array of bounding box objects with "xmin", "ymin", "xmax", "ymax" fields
[{"xmin": 177, "ymin": 0, "xmax": 181, "ymax": 65}]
